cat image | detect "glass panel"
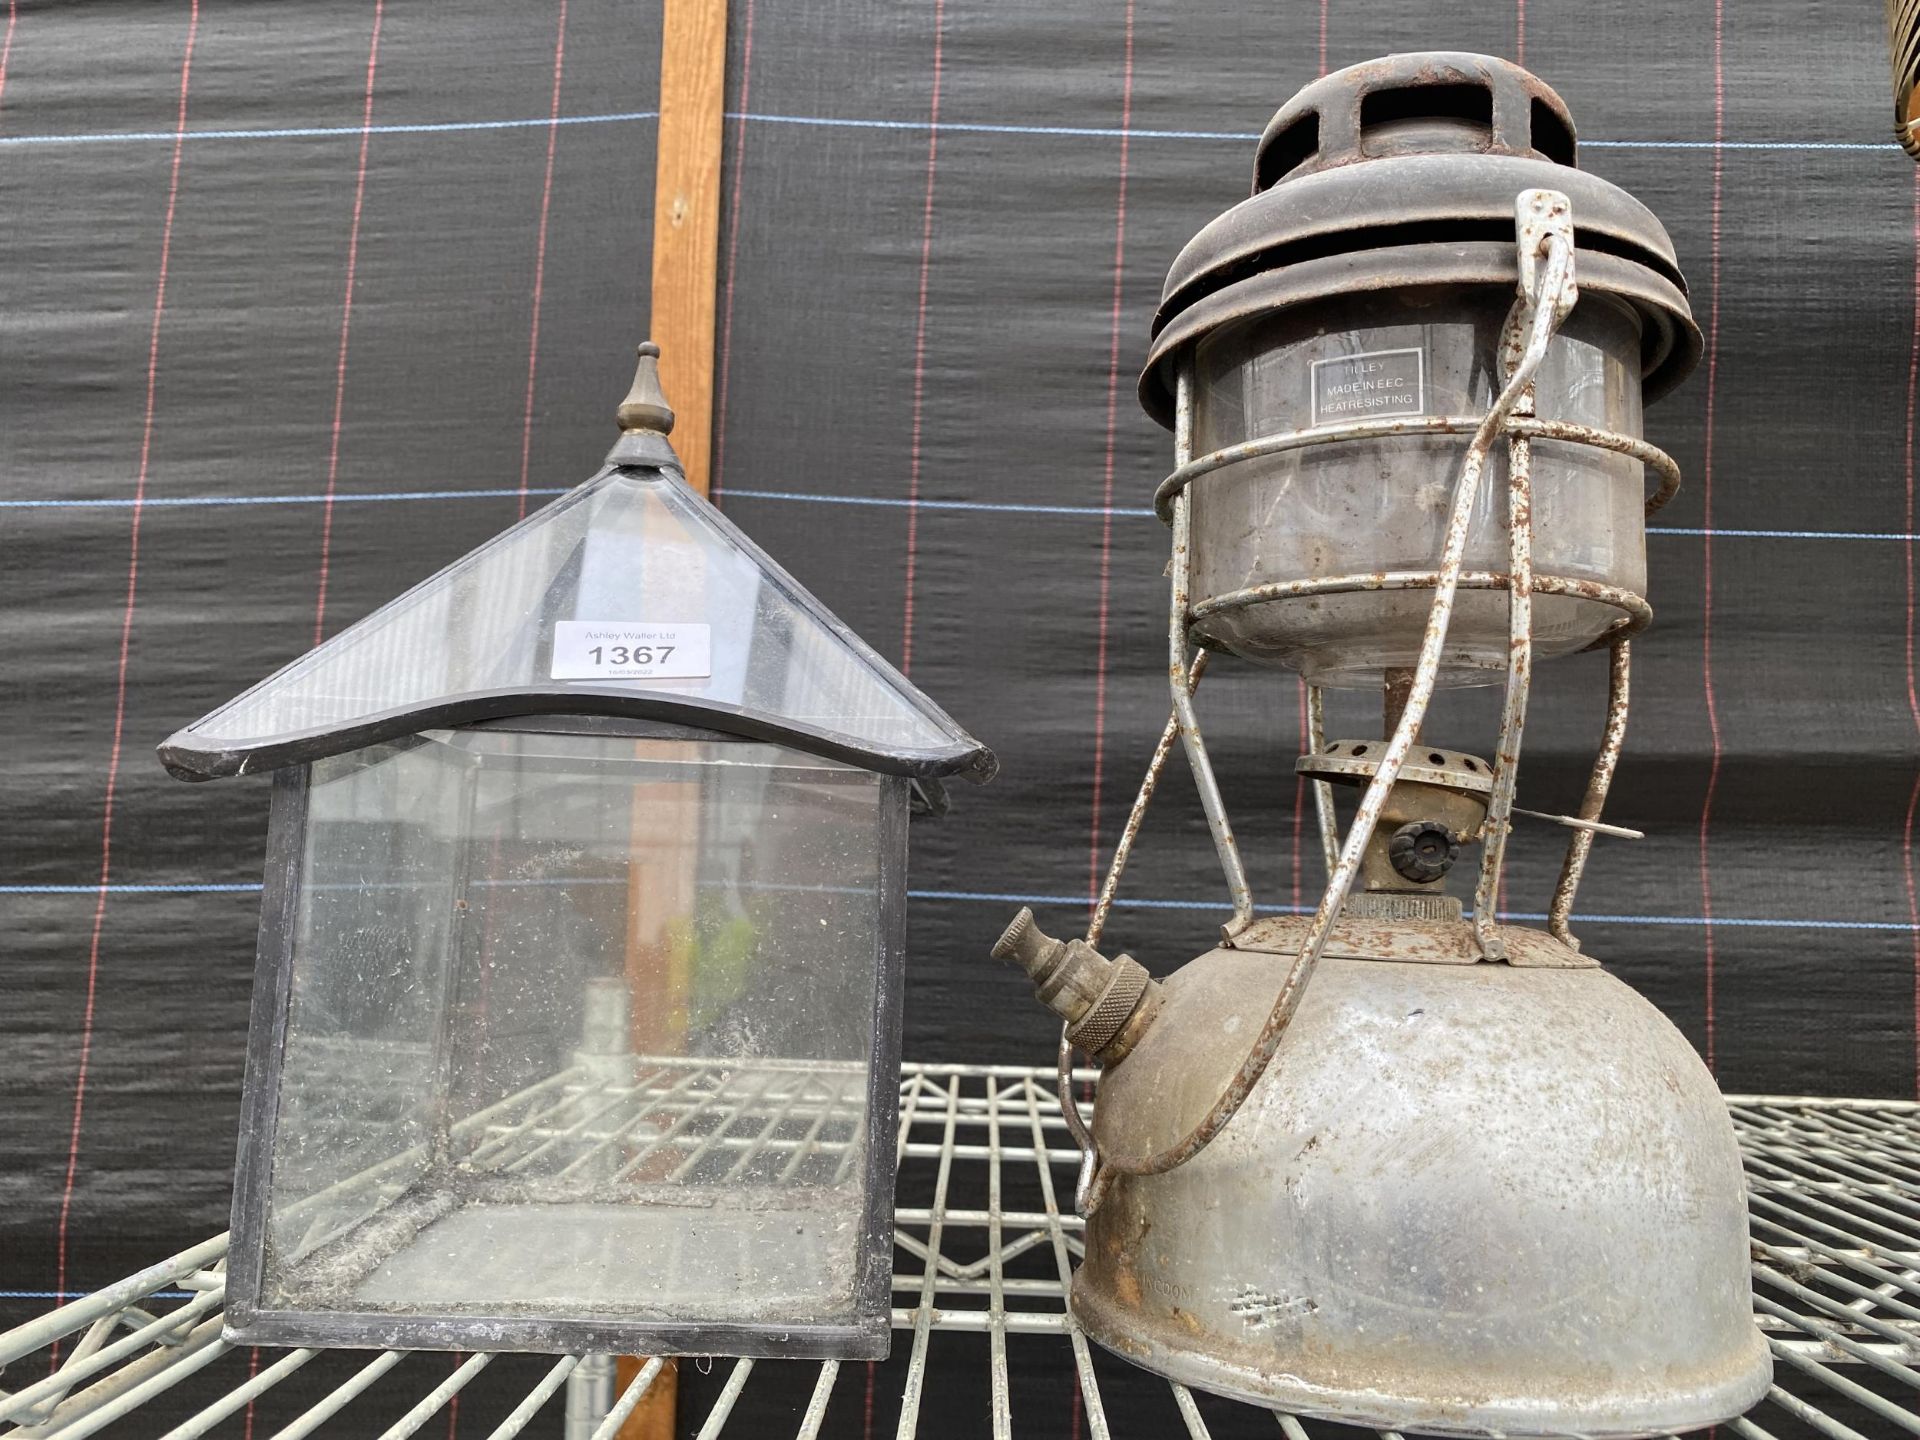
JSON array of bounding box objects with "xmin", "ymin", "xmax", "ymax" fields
[
  {"xmin": 256, "ymin": 729, "xmax": 890, "ymax": 1337},
  {"xmin": 260, "ymin": 741, "xmax": 463, "ymax": 1267},
  {"xmin": 174, "ymin": 468, "xmax": 977, "ymax": 767},
  {"xmin": 1191, "ymin": 288, "xmax": 1646, "ymax": 688}
]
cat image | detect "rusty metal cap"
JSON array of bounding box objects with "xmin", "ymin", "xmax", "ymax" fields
[
  {"xmin": 1250, "ymin": 52, "xmax": 1576, "ymax": 189},
  {"xmin": 1139, "ymin": 52, "xmax": 1701, "ymax": 429}
]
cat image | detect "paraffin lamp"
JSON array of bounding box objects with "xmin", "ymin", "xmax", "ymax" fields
[
  {"xmin": 161, "ymin": 346, "xmax": 993, "ymax": 1358},
  {"xmin": 992, "ymin": 55, "xmax": 1771, "ymax": 1436}
]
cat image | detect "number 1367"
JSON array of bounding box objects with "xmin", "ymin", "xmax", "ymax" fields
[{"xmin": 589, "ymin": 645, "xmax": 673, "ymax": 666}]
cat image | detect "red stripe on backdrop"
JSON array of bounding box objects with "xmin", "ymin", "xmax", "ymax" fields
[
  {"xmin": 253, "ymin": 11, "xmax": 383, "ymax": 1412},
  {"xmin": 1515, "ymin": 0, "xmax": 1526, "ymax": 66},
  {"xmin": 1696, "ymin": 0, "xmax": 1726, "ymax": 1071},
  {"xmin": 711, "ymin": 0, "xmax": 758, "ymax": 502},
  {"xmin": 879, "ymin": 0, "xmax": 949, "ymax": 1415},
  {"xmin": 1905, "ymin": 170, "xmax": 1920, "ymax": 1097},
  {"xmin": 243, "ymin": 1347, "xmax": 262, "ymax": 1440},
  {"xmin": 515, "ymin": 0, "xmax": 569, "ymax": 519},
  {"xmin": 53, "ymin": 0, "xmax": 201, "ymax": 1326},
  {"xmin": 1078, "ymin": 19, "xmax": 1138, "ymax": 1434},
  {"xmin": 1318, "ymin": 1, "xmax": 1329, "ymax": 80},
  {"xmin": 1085, "ymin": 0, "xmax": 1137, "ymax": 912},
  {"xmin": 311, "ymin": 0, "xmax": 387, "ymax": 644},
  {"xmin": 898, "ymin": 0, "xmax": 946, "ymax": 676}
]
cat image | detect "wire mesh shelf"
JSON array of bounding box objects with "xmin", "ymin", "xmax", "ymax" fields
[{"xmin": 4, "ymin": 1063, "xmax": 1918, "ymax": 1439}]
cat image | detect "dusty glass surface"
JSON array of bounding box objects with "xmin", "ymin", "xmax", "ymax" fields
[
  {"xmin": 169, "ymin": 467, "xmax": 978, "ymax": 770},
  {"xmin": 254, "ymin": 728, "xmax": 888, "ymax": 1339},
  {"xmin": 1190, "ymin": 288, "xmax": 1646, "ymax": 688}
]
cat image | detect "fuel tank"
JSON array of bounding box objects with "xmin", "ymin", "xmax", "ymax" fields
[{"xmin": 1073, "ymin": 931, "xmax": 1771, "ymax": 1438}]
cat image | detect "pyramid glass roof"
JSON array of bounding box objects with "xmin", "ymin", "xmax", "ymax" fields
[{"xmin": 159, "ymin": 462, "xmax": 993, "ymax": 783}]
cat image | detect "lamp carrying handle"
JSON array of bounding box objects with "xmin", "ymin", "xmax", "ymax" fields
[{"xmin": 1069, "ymin": 200, "xmax": 1581, "ymax": 1197}]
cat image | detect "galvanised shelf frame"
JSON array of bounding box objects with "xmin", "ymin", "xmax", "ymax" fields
[{"xmin": 3, "ymin": 1063, "xmax": 1917, "ymax": 1440}]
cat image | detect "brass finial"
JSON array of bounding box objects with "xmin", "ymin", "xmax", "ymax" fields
[{"xmin": 617, "ymin": 341, "xmax": 675, "ymax": 435}]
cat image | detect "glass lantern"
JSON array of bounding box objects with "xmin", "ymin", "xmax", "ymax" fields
[
  {"xmin": 1188, "ymin": 287, "xmax": 1647, "ymax": 686},
  {"xmin": 161, "ymin": 344, "xmax": 994, "ymax": 1358}
]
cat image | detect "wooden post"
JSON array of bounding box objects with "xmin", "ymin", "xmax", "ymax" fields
[
  {"xmin": 650, "ymin": 0, "xmax": 728, "ymax": 499},
  {"xmin": 615, "ymin": 1, "xmax": 729, "ymax": 1433}
]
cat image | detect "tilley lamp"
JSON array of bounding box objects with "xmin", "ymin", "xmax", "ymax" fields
[
  {"xmin": 991, "ymin": 54, "xmax": 1772, "ymax": 1436},
  {"xmin": 160, "ymin": 345, "xmax": 994, "ymax": 1359}
]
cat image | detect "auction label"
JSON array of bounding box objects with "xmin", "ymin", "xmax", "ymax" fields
[
  {"xmin": 1310, "ymin": 347, "xmax": 1425, "ymax": 425},
  {"xmin": 551, "ymin": 621, "xmax": 711, "ymax": 680}
]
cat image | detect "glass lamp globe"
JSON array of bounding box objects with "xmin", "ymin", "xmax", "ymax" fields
[{"xmin": 1141, "ymin": 54, "xmax": 1698, "ymax": 690}]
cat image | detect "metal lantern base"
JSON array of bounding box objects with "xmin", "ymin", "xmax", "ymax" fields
[
  {"xmin": 1071, "ymin": 1283, "xmax": 1771, "ymax": 1440},
  {"xmin": 1073, "ymin": 945, "xmax": 1774, "ymax": 1439}
]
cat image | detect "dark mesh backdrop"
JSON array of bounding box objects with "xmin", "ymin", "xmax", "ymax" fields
[{"xmin": 2, "ymin": 0, "xmax": 1913, "ymax": 1433}]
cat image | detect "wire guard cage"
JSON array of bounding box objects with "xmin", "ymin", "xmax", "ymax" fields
[
  {"xmin": 3, "ymin": 1062, "xmax": 1918, "ymax": 1440},
  {"xmin": 1054, "ymin": 193, "xmax": 1664, "ymax": 1202}
]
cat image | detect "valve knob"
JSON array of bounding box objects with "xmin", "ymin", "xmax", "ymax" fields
[
  {"xmin": 988, "ymin": 909, "xmax": 1161, "ymax": 1065},
  {"xmin": 992, "ymin": 907, "xmax": 1052, "ymax": 970},
  {"xmin": 1388, "ymin": 820, "xmax": 1460, "ymax": 884}
]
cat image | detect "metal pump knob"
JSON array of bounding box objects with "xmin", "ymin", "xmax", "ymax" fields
[
  {"xmin": 1389, "ymin": 821, "xmax": 1461, "ymax": 883},
  {"xmin": 989, "ymin": 908, "xmax": 1161, "ymax": 1064}
]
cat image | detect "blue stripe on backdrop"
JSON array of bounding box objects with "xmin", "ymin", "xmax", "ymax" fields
[
  {"xmin": 0, "ymin": 1290, "xmax": 194, "ymax": 1300},
  {"xmin": 0, "ymin": 107, "xmax": 1896, "ymax": 152},
  {"xmin": 0, "ymin": 880, "xmax": 1909, "ymax": 933},
  {"xmin": 4, "ymin": 486, "xmax": 1918, "ymax": 544}
]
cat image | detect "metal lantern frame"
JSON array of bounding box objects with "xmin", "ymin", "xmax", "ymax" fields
[
  {"xmin": 159, "ymin": 346, "xmax": 996, "ymax": 1361},
  {"xmin": 223, "ymin": 723, "xmax": 914, "ymax": 1359},
  {"xmin": 1057, "ymin": 189, "xmax": 1686, "ymax": 1205}
]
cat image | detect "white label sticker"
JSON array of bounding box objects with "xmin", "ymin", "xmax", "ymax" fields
[
  {"xmin": 1310, "ymin": 346, "xmax": 1425, "ymax": 426},
  {"xmin": 551, "ymin": 621, "xmax": 712, "ymax": 681}
]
